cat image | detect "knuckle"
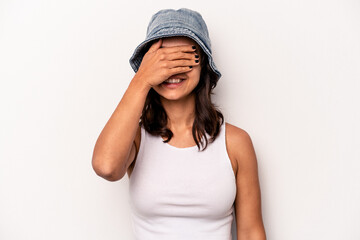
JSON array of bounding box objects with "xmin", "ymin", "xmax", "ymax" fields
[
  {"xmin": 161, "ymin": 61, "xmax": 169, "ymax": 68},
  {"xmin": 159, "ymin": 53, "xmax": 166, "ymax": 60}
]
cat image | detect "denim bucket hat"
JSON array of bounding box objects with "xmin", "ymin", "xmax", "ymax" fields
[{"xmin": 129, "ymin": 8, "xmax": 221, "ymax": 81}]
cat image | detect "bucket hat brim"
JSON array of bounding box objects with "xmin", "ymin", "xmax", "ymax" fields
[{"xmin": 129, "ymin": 27, "xmax": 221, "ymax": 80}]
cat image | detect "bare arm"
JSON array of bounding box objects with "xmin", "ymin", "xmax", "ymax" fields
[
  {"xmin": 91, "ymin": 39, "xmax": 198, "ymax": 181},
  {"xmin": 92, "ymin": 77, "xmax": 151, "ymax": 181},
  {"xmin": 227, "ymin": 124, "xmax": 266, "ymax": 240}
]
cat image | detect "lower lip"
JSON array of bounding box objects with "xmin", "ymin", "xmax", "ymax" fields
[{"xmin": 161, "ymin": 79, "xmax": 186, "ymax": 89}]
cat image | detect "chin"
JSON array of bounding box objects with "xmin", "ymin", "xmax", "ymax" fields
[{"xmin": 159, "ymin": 93, "xmax": 186, "ymax": 101}]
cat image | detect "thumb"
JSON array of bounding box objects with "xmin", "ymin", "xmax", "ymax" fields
[{"xmin": 148, "ymin": 38, "xmax": 162, "ymax": 53}]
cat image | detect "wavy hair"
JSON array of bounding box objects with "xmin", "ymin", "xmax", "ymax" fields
[{"xmin": 139, "ymin": 42, "xmax": 224, "ymax": 151}]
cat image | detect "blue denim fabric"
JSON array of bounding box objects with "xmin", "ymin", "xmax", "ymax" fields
[{"xmin": 129, "ymin": 8, "xmax": 221, "ymax": 81}]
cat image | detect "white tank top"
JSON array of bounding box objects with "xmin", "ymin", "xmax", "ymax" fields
[{"xmin": 128, "ymin": 120, "xmax": 236, "ymax": 240}]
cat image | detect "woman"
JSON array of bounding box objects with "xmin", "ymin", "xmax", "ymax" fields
[{"xmin": 92, "ymin": 8, "xmax": 266, "ymax": 240}]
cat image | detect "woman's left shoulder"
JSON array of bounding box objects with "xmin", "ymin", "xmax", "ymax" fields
[
  {"xmin": 224, "ymin": 122, "xmax": 255, "ymax": 165},
  {"xmin": 224, "ymin": 122, "xmax": 253, "ymax": 143}
]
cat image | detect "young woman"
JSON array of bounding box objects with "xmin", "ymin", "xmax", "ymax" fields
[{"xmin": 92, "ymin": 8, "xmax": 266, "ymax": 240}]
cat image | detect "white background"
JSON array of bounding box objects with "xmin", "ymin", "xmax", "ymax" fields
[{"xmin": 1, "ymin": 0, "xmax": 359, "ymax": 239}]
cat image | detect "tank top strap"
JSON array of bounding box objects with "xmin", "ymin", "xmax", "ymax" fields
[
  {"xmin": 213, "ymin": 118, "xmax": 226, "ymax": 148},
  {"xmin": 136, "ymin": 124, "xmax": 147, "ymax": 165},
  {"xmin": 220, "ymin": 118, "xmax": 236, "ymax": 180},
  {"xmin": 140, "ymin": 123, "xmax": 146, "ymax": 140}
]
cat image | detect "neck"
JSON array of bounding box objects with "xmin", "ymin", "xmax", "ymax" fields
[{"xmin": 160, "ymin": 94, "xmax": 196, "ymax": 132}]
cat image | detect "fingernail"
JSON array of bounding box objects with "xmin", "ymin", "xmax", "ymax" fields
[
  {"xmin": 195, "ymin": 59, "xmax": 199, "ymax": 63},
  {"xmin": 195, "ymin": 55, "xmax": 199, "ymax": 58},
  {"xmin": 192, "ymin": 45, "xmax": 196, "ymax": 49}
]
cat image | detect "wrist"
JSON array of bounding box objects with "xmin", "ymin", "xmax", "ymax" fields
[{"xmin": 130, "ymin": 75, "xmax": 152, "ymax": 94}]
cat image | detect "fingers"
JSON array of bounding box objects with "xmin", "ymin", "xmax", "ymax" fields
[
  {"xmin": 166, "ymin": 59, "xmax": 200, "ymax": 68},
  {"xmin": 159, "ymin": 46, "xmax": 200, "ymax": 69},
  {"xmin": 165, "ymin": 51, "xmax": 199, "ymax": 61},
  {"xmin": 144, "ymin": 41, "xmax": 200, "ymax": 78},
  {"xmin": 161, "ymin": 44, "xmax": 197, "ymax": 54},
  {"xmin": 168, "ymin": 66, "xmax": 194, "ymax": 75},
  {"xmin": 148, "ymin": 38, "xmax": 162, "ymax": 53}
]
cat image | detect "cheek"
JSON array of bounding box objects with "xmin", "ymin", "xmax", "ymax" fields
[
  {"xmin": 189, "ymin": 65, "xmax": 201, "ymax": 78},
  {"xmin": 185, "ymin": 69, "xmax": 201, "ymax": 88},
  {"xmin": 192, "ymin": 68, "xmax": 202, "ymax": 83}
]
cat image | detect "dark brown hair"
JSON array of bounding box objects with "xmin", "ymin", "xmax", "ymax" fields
[{"xmin": 139, "ymin": 41, "xmax": 224, "ymax": 151}]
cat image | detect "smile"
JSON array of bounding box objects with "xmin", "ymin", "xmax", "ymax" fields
[
  {"xmin": 161, "ymin": 79, "xmax": 186, "ymax": 88},
  {"xmin": 164, "ymin": 78, "xmax": 184, "ymax": 83}
]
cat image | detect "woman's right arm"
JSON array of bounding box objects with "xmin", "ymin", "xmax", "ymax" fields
[
  {"xmin": 91, "ymin": 39, "xmax": 198, "ymax": 181},
  {"xmin": 91, "ymin": 76, "xmax": 150, "ymax": 181}
]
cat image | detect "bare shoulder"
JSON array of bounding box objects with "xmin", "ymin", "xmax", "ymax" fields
[
  {"xmin": 225, "ymin": 122, "xmax": 253, "ymax": 147},
  {"xmin": 226, "ymin": 122, "xmax": 265, "ymax": 236},
  {"xmin": 225, "ymin": 122, "xmax": 251, "ymax": 142},
  {"xmin": 225, "ymin": 122, "xmax": 256, "ymax": 175}
]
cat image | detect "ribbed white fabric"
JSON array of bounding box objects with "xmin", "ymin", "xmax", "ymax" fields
[{"xmin": 128, "ymin": 121, "xmax": 236, "ymax": 240}]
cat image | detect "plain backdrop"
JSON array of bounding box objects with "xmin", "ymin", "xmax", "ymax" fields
[{"xmin": 1, "ymin": 0, "xmax": 359, "ymax": 239}]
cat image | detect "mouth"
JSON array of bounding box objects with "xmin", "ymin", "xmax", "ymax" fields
[
  {"xmin": 163, "ymin": 75, "xmax": 186, "ymax": 83},
  {"xmin": 161, "ymin": 76, "xmax": 187, "ymax": 88},
  {"xmin": 163, "ymin": 78, "xmax": 185, "ymax": 84}
]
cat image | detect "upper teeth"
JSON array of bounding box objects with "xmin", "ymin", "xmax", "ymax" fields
[{"xmin": 164, "ymin": 78, "xmax": 183, "ymax": 83}]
